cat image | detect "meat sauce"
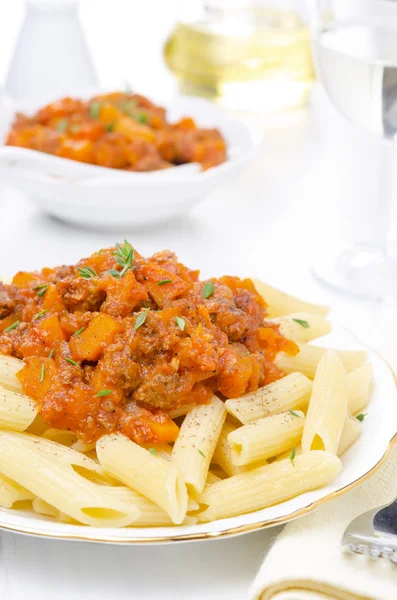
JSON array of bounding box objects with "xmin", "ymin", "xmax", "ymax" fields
[
  {"xmin": 0, "ymin": 243, "xmax": 298, "ymax": 444},
  {"xmin": 6, "ymin": 92, "xmax": 227, "ymax": 171}
]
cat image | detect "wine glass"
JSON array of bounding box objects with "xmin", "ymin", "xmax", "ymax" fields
[{"xmin": 310, "ymin": 0, "xmax": 397, "ymax": 301}]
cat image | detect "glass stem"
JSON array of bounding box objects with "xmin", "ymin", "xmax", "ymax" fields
[{"xmin": 373, "ymin": 140, "xmax": 395, "ymax": 255}]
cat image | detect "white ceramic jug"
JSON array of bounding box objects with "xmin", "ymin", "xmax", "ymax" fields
[{"xmin": 5, "ymin": 0, "xmax": 98, "ymax": 103}]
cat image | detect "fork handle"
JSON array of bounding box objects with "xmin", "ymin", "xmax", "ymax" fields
[{"xmin": 373, "ymin": 497, "xmax": 397, "ymax": 535}]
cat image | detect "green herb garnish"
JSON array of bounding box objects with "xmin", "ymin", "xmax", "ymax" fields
[
  {"xmin": 40, "ymin": 364, "xmax": 45, "ymax": 383},
  {"xmin": 289, "ymin": 446, "xmax": 296, "ymax": 467},
  {"xmin": 135, "ymin": 112, "xmax": 148, "ymax": 124},
  {"xmin": 113, "ymin": 240, "xmax": 134, "ymax": 278},
  {"xmin": 288, "ymin": 410, "xmax": 304, "ymax": 419},
  {"xmin": 107, "ymin": 269, "xmax": 121, "ymax": 278},
  {"xmin": 96, "ymin": 389, "xmax": 113, "ymax": 397},
  {"xmin": 149, "ymin": 448, "xmax": 157, "ymax": 456},
  {"xmin": 157, "ymin": 279, "xmax": 172, "ymax": 286},
  {"xmin": 105, "ymin": 122, "xmax": 115, "ymax": 132},
  {"xmin": 175, "ymin": 316, "xmax": 185, "ymax": 331},
  {"xmin": 134, "ymin": 311, "xmax": 148, "ymax": 331},
  {"xmin": 202, "ymin": 282, "xmax": 214, "ymax": 299},
  {"xmin": 89, "ymin": 102, "xmax": 101, "ymax": 120},
  {"xmin": 4, "ymin": 320, "xmax": 19, "ymax": 333},
  {"xmin": 49, "ymin": 349, "xmax": 55, "ymax": 359},
  {"xmin": 198, "ymin": 450, "xmax": 206, "ymax": 458},
  {"xmin": 33, "ymin": 310, "xmax": 47, "ymax": 321},
  {"xmin": 98, "ymin": 249, "xmax": 103, "ymax": 255},
  {"xmin": 34, "ymin": 284, "xmax": 49, "ymax": 297},
  {"xmin": 56, "ymin": 118, "xmax": 69, "ymax": 132},
  {"xmin": 292, "ymin": 318, "xmax": 310, "ymax": 329},
  {"xmin": 356, "ymin": 413, "xmax": 367, "ymax": 422},
  {"xmin": 73, "ymin": 327, "xmax": 85, "ymax": 337},
  {"xmin": 65, "ymin": 358, "xmax": 79, "ymax": 367},
  {"xmin": 78, "ymin": 266, "xmax": 98, "ymax": 279},
  {"xmin": 120, "ymin": 100, "xmax": 137, "ymax": 116}
]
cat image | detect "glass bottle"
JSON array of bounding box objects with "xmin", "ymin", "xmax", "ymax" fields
[{"xmin": 164, "ymin": 0, "xmax": 315, "ymax": 112}]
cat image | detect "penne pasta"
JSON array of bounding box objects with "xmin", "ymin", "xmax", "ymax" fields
[
  {"xmin": 228, "ymin": 411, "xmax": 305, "ymax": 466},
  {"xmin": 97, "ymin": 433, "xmax": 188, "ymax": 524},
  {"xmin": 0, "ymin": 473, "xmax": 34, "ymax": 508},
  {"xmin": 197, "ymin": 451, "xmax": 342, "ymax": 522},
  {"xmin": 276, "ymin": 343, "xmax": 367, "ymax": 379},
  {"xmin": 212, "ymin": 420, "xmax": 268, "ymax": 476},
  {"xmin": 252, "ymin": 278, "xmax": 330, "ymax": 318},
  {"xmin": 0, "ymin": 385, "xmax": 38, "ymax": 431},
  {"xmin": 32, "ymin": 497, "xmax": 73, "ymax": 523},
  {"xmin": 302, "ymin": 351, "xmax": 348, "ymax": 454},
  {"xmin": 0, "ymin": 430, "xmax": 140, "ymax": 527},
  {"xmin": 348, "ymin": 363, "xmax": 374, "ymax": 415},
  {"xmin": 171, "ymin": 395, "xmax": 227, "ymax": 494},
  {"xmin": 225, "ymin": 372, "xmax": 312, "ymax": 425},
  {"xmin": 338, "ymin": 416, "xmax": 362, "ymax": 456},
  {"xmin": 0, "ymin": 354, "xmax": 23, "ymax": 393},
  {"xmin": 270, "ymin": 312, "xmax": 332, "ymax": 343},
  {"xmin": 168, "ymin": 405, "xmax": 196, "ymax": 419}
]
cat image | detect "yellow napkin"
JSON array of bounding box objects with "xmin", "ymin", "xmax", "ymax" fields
[{"xmin": 250, "ymin": 307, "xmax": 397, "ymax": 600}]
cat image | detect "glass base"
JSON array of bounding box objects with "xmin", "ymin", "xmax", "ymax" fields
[{"xmin": 312, "ymin": 243, "xmax": 397, "ymax": 302}]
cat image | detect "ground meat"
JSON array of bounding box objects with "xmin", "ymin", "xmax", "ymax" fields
[
  {"xmin": 56, "ymin": 277, "xmax": 106, "ymax": 312},
  {"xmin": 0, "ymin": 283, "xmax": 18, "ymax": 318},
  {"xmin": 52, "ymin": 265, "xmax": 75, "ymax": 282}
]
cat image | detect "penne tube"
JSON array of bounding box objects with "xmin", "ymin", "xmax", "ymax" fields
[
  {"xmin": 302, "ymin": 351, "xmax": 348, "ymax": 454},
  {"xmin": 32, "ymin": 497, "xmax": 73, "ymax": 523},
  {"xmin": 197, "ymin": 451, "xmax": 342, "ymax": 522},
  {"xmin": 338, "ymin": 416, "xmax": 362, "ymax": 456},
  {"xmin": 225, "ymin": 372, "xmax": 312, "ymax": 425},
  {"xmin": 142, "ymin": 443, "xmax": 173, "ymax": 462},
  {"xmin": 0, "ymin": 385, "xmax": 38, "ymax": 431},
  {"xmin": 171, "ymin": 395, "xmax": 226, "ymax": 495},
  {"xmin": 0, "ymin": 354, "xmax": 24, "ymax": 393},
  {"xmin": 252, "ymin": 278, "xmax": 330, "ymax": 318},
  {"xmin": 168, "ymin": 404, "xmax": 196, "ymax": 419},
  {"xmin": 0, "ymin": 473, "xmax": 34, "ymax": 508},
  {"xmin": 276, "ymin": 343, "xmax": 367, "ymax": 379},
  {"xmin": 0, "ymin": 430, "xmax": 139, "ymax": 527},
  {"xmin": 42, "ymin": 429, "xmax": 79, "ymax": 446},
  {"xmin": 348, "ymin": 363, "xmax": 374, "ymax": 416},
  {"xmin": 212, "ymin": 420, "xmax": 268, "ymax": 476},
  {"xmin": 270, "ymin": 312, "xmax": 332, "ymax": 343},
  {"xmin": 97, "ymin": 433, "xmax": 188, "ymax": 524},
  {"xmin": 26, "ymin": 413, "xmax": 48, "ymax": 436},
  {"xmin": 228, "ymin": 411, "xmax": 305, "ymax": 466}
]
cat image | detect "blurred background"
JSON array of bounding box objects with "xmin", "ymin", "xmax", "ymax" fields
[{"xmin": 0, "ymin": 0, "xmax": 396, "ymax": 344}]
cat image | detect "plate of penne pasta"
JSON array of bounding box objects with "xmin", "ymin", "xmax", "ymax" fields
[{"xmin": 0, "ymin": 243, "xmax": 395, "ymax": 544}]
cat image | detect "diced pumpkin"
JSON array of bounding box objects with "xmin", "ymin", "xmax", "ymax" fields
[
  {"xmin": 101, "ymin": 270, "xmax": 147, "ymax": 317},
  {"xmin": 0, "ymin": 315, "xmax": 19, "ymax": 333},
  {"xmin": 69, "ymin": 313, "xmax": 122, "ymax": 362},
  {"xmin": 39, "ymin": 315, "xmax": 66, "ymax": 346},
  {"xmin": 136, "ymin": 265, "xmax": 192, "ymax": 308},
  {"xmin": 17, "ymin": 356, "xmax": 56, "ymax": 401},
  {"xmin": 149, "ymin": 417, "xmax": 179, "ymax": 443},
  {"xmin": 114, "ymin": 116, "xmax": 155, "ymax": 143},
  {"xmin": 42, "ymin": 285, "xmax": 64, "ymax": 312},
  {"xmin": 12, "ymin": 271, "xmax": 39, "ymax": 288},
  {"xmin": 56, "ymin": 139, "xmax": 95, "ymax": 163},
  {"xmin": 98, "ymin": 103, "xmax": 122, "ymax": 125}
]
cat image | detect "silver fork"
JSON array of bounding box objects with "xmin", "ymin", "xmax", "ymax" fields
[{"xmin": 342, "ymin": 498, "xmax": 397, "ymax": 562}]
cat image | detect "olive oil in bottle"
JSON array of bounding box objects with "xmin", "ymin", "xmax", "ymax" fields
[{"xmin": 164, "ymin": 3, "xmax": 315, "ymax": 113}]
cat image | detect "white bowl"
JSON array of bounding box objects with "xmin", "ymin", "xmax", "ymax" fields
[{"xmin": 0, "ymin": 95, "xmax": 261, "ymax": 229}]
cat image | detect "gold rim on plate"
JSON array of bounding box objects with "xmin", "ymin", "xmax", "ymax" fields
[{"xmin": 0, "ymin": 342, "xmax": 395, "ymax": 544}]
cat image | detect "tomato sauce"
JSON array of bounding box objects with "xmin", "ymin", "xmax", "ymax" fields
[{"xmin": 0, "ymin": 243, "xmax": 298, "ymax": 444}]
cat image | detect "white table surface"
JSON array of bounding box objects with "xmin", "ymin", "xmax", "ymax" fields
[{"xmin": 0, "ymin": 86, "xmax": 395, "ymax": 599}]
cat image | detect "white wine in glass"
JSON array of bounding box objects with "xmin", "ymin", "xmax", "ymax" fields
[{"xmin": 311, "ymin": 1, "xmax": 397, "ymax": 300}]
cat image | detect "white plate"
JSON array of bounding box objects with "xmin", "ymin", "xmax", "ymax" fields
[
  {"xmin": 0, "ymin": 325, "xmax": 395, "ymax": 545},
  {"xmin": 0, "ymin": 94, "xmax": 261, "ymax": 230}
]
